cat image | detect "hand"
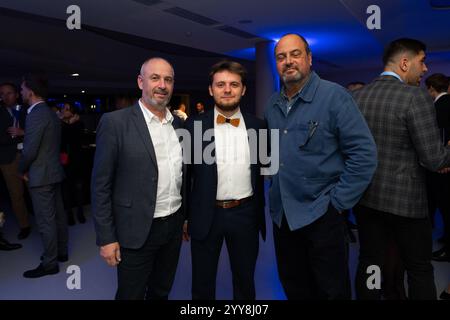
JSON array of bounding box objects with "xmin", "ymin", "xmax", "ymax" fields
[
  {"xmin": 182, "ymin": 221, "xmax": 190, "ymax": 242},
  {"xmin": 68, "ymin": 114, "xmax": 80, "ymax": 124},
  {"xmin": 18, "ymin": 173, "xmax": 29, "ymax": 182},
  {"xmin": 100, "ymin": 242, "xmax": 121, "ymax": 266},
  {"xmin": 7, "ymin": 127, "xmax": 24, "ymax": 137}
]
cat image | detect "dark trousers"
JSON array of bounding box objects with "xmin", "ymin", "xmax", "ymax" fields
[
  {"xmin": 29, "ymin": 183, "xmax": 67, "ymax": 268},
  {"xmin": 273, "ymin": 205, "xmax": 350, "ymax": 300},
  {"xmin": 382, "ymin": 236, "xmax": 406, "ymax": 300},
  {"xmin": 0, "ymin": 153, "xmax": 29, "ymax": 228},
  {"xmin": 62, "ymin": 171, "xmax": 84, "ymax": 210},
  {"xmin": 426, "ymin": 171, "xmax": 450, "ymax": 253},
  {"xmin": 354, "ymin": 205, "xmax": 436, "ymax": 300},
  {"xmin": 115, "ymin": 209, "xmax": 183, "ymax": 300},
  {"xmin": 191, "ymin": 200, "xmax": 259, "ymax": 300}
]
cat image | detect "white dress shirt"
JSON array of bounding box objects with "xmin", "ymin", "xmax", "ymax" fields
[
  {"xmin": 435, "ymin": 92, "xmax": 449, "ymax": 103},
  {"xmin": 139, "ymin": 100, "xmax": 183, "ymax": 218},
  {"xmin": 214, "ymin": 107, "xmax": 253, "ymax": 200}
]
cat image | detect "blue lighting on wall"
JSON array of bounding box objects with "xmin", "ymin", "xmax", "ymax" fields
[
  {"xmin": 226, "ymin": 25, "xmax": 382, "ymax": 65},
  {"xmin": 225, "ymin": 47, "xmax": 256, "ymax": 61}
]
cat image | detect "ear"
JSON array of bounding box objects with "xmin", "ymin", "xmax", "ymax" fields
[
  {"xmin": 241, "ymin": 85, "xmax": 247, "ymax": 96},
  {"xmin": 400, "ymin": 56, "xmax": 409, "ymax": 72},
  {"xmin": 208, "ymin": 85, "xmax": 213, "ymax": 96},
  {"xmin": 308, "ymin": 52, "xmax": 313, "ymax": 67},
  {"xmin": 137, "ymin": 75, "xmax": 143, "ymax": 90}
]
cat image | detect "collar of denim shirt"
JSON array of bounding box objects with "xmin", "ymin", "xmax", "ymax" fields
[{"xmin": 277, "ymin": 71, "xmax": 320, "ymax": 113}]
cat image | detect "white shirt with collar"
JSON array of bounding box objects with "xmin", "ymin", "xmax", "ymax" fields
[
  {"xmin": 214, "ymin": 107, "xmax": 253, "ymax": 201},
  {"xmin": 434, "ymin": 92, "xmax": 449, "ymax": 103},
  {"xmin": 27, "ymin": 101, "xmax": 45, "ymax": 114},
  {"xmin": 139, "ymin": 100, "xmax": 182, "ymax": 218}
]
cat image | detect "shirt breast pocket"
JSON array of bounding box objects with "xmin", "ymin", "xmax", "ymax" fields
[{"xmin": 296, "ymin": 124, "xmax": 323, "ymax": 153}]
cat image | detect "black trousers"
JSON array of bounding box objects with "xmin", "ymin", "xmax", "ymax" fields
[
  {"xmin": 29, "ymin": 183, "xmax": 67, "ymax": 269},
  {"xmin": 426, "ymin": 171, "xmax": 450, "ymax": 253},
  {"xmin": 273, "ymin": 204, "xmax": 350, "ymax": 300},
  {"xmin": 354, "ymin": 205, "xmax": 436, "ymax": 300},
  {"xmin": 115, "ymin": 209, "xmax": 183, "ymax": 300},
  {"xmin": 191, "ymin": 199, "xmax": 260, "ymax": 300}
]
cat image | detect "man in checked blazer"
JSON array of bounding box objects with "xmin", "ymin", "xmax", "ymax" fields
[{"xmin": 353, "ymin": 38, "xmax": 450, "ymax": 300}]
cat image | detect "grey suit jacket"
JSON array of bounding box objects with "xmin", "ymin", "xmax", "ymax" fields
[
  {"xmin": 19, "ymin": 102, "xmax": 65, "ymax": 187},
  {"xmin": 353, "ymin": 76, "xmax": 450, "ymax": 218},
  {"xmin": 91, "ymin": 103, "xmax": 185, "ymax": 249}
]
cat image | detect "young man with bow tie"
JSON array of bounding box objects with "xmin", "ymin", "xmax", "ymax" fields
[{"xmin": 184, "ymin": 60, "xmax": 266, "ymax": 300}]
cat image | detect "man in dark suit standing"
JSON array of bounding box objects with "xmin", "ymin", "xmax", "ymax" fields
[
  {"xmin": 0, "ymin": 82, "xmax": 30, "ymax": 239},
  {"xmin": 184, "ymin": 61, "xmax": 266, "ymax": 300},
  {"xmin": 91, "ymin": 57, "xmax": 185, "ymax": 300},
  {"xmin": 425, "ymin": 73, "xmax": 450, "ymax": 262},
  {"xmin": 19, "ymin": 73, "xmax": 67, "ymax": 278},
  {"xmin": 353, "ymin": 39, "xmax": 450, "ymax": 300}
]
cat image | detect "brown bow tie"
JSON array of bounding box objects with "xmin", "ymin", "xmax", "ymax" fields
[{"xmin": 216, "ymin": 114, "xmax": 240, "ymax": 127}]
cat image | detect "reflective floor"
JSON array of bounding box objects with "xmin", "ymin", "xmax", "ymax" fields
[{"xmin": 0, "ymin": 198, "xmax": 448, "ymax": 300}]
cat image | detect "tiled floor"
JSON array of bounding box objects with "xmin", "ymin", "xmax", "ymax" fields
[{"xmin": 0, "ymin": 202, "xmax": 449, "ymax": 300}]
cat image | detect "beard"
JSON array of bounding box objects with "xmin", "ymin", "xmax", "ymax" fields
[
  {"xmin": 143, "ymin": 90, "xmax": 171, "ymax": 110},
  {"xmin": 214, "ymin": 99, "xmax": 240, "ymax": 113},
  {"xmin": 281, "ymin": 68, "xmax": 303, "ymax": 84}
]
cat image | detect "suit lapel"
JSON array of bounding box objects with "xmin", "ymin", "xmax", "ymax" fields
[
  {"xmin": 241, "ymin": 112, "xmax": 258, "ymax": 192},
  {"xmin": 204, "ymin": 110, "xmax": 218, "ymax": 187},
  {"xmin": 131, "ymin": 104, "xmax": 158, "ymax": 168}
]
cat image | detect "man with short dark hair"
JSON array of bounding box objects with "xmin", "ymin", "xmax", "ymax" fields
[
  {"xmin": 195, "ymin": 102, "xmax": 205, "ymax": 115},
  {"xmin": 353, "ymin": 38, "xmax": 450, "ymax": 299},
  {"xmin": 19, "ymin": 73, "xmax": 67, "ymax": 278},
  {"xmin": 185, "ymin": 60, "xmax": 266, "ymax": 300},
  {"xmin": 0, "ymin": 82, "xmax": 30, "ymax": 239}
]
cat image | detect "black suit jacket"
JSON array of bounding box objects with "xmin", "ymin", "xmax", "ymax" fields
[
  {"xmin": 435, "ymin": 94, "xmax": 450, "ymax": 143},
  {"xmin": 0, "ymin": 105, "xmax": 26, "ymax": 165},
  {"xmin": 19, "ymin": 103, "xmax": 65, "ymax": 187},
  {"xmin": 91, "ymin": 103, "xmax": 185, "ymax": 249},
  {"xmin": 185, "ymin": 109, "xmax": 266, "ymax": 241}
]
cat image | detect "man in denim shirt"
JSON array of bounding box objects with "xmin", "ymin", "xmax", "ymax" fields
[{"xmin": 264, "ymin": 34, "xmax": 377, "ymax": 299}]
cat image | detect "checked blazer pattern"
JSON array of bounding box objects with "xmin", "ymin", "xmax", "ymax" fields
[{"xmin": 353, "ymin": 75, "xmax": 450, "ymax": 218}]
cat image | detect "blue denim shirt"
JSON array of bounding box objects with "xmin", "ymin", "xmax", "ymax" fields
[{"xmin": 264, "ymin": 71, "xmax": 377, "ymax": 230}]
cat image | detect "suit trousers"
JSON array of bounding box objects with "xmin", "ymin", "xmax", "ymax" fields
[
  {"xmin": 0, "ymin": 153, "xmax": 29, "ymax": 228},
  {"xmin": 354, "ymin": 205, "xmax": 436, "ymax": 300},
  {"xmin": 191, "ymin": 199, "xmax": 259, "ymax": 300},
  {"xmin": 29, "ymin": 183, "xmax": 68, "ymax": 268},
  {"xmin": 273, "ymin": 204, "xmax": 351, "ymax": 300},
  {"xmin": 116, "ymin": 208, "xmax": 184, "ymax": 300},
  {"xmin": 426, "ymin": 171, "xmax": 450, "ymax": 252}
]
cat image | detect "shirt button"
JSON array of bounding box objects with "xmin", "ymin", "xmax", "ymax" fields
[{"xmin": 284, "ymin": 129, "xmax": 288, "ymax": 134}]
